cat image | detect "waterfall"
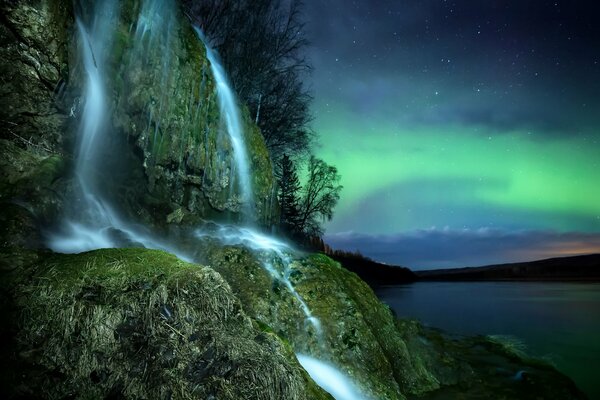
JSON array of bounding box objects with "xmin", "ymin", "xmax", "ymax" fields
[
  {"xmin": 46, "ymin": 3, "xmax": 363, "ymax": 398},
  {"xmin": 132, "ymin": 0, "xmax": 176, "ymax": 156},
  {"xmin": 193, "ymin": 27, "xmax": 254, "ymax": 212},
  {"xmin": 194, "ymin": 224, "xmax": 322, "ymax": 335},
  {"xmin": 48, "ymin": 1, "xmax": 120, "ymax": 253},
  {"xmin": 297, "ymin": 355, "xmax": 366, "ymax": 400},
  {"xmin": 48, "ymin": 0, "xmax": 189, "ymax": 262},
  {"xmin": 193, "ymin": 224, "xmax": 367, "ymax": 399}
]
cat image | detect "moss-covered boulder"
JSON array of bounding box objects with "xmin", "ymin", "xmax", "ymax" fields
[{"xmin": 0, "ymin": 248, "xmax": 330, "ymax": 399}]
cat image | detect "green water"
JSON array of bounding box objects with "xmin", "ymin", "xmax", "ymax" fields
[{"xmin": 376, "ymin": 282, "xmax": 600, "ymax": 399}]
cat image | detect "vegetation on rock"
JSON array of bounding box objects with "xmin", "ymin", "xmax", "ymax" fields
[
  {"xmin": 0, "ymin": 248, "xmax": 330, "ymax": 400},
  {"xmin": 184, "ymin": 0, "xmax": 313, "ymax": 161}
]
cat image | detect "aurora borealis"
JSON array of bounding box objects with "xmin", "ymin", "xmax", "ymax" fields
[{"xmin": 304, "ymin": 0, "xmax": 600, "ymax": 268}]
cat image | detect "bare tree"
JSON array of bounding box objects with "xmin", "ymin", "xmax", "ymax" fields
[
  {"xmin": 184, "ymin": 0, "xmax": 313, "ymax": 160},
  {"xmin": 297, "ymin": 156, "xmax": 342, "ymax": 236}
]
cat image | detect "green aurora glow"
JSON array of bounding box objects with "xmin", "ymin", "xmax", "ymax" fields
[
  {"xmin": 315, "ymin": 103, "xmax": 600, "ymax": 234},
  {"xmin": 304, "ymin": 0, "xmax": 600, "ymax": 265}
]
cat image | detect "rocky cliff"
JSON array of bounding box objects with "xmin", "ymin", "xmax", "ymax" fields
[{"xmin": 0, "ymin": 0, "xmax": 276, "ymax": 235}]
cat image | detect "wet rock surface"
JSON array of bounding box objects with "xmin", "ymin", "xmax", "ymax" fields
[{"xmin": 0, "ymin": 0, "xmax": 276, "ymax": 232}]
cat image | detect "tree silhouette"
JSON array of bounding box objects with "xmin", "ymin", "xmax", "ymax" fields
[
  {"xmin": 185, "ymin": 0, "xmax": 313, "ymax": 160},
  {"xmin": 297, "ymin": 156, "xmax": 342, "ymax": 236},
  {"xmin": 276, "ymin": 154, "xmax": 301, "ymax": 236}
]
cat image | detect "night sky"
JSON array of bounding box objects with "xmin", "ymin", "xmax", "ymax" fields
[{"xmin": 303, "ymin": 0, "xmax": 600, "ymax": 269}]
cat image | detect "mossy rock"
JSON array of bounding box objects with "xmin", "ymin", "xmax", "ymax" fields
[
  {"xmin": 397, "ymin": 321, "xmax": 587, "ymax": 399},
  {"xmin": 197, "ymin": 244, "xmax": 437, "ymax": 400},
  {"xmin": 0, "ymin": 1, "xmax": 72, "ymax": 152},
  {"xmin": 1, "ymin": 0, "xmax": 277, "ymax": 233},
  {"xmin": 0, "ymin": 248, "xmax": 331, "ymax": 400},
  {"xmin": 0, "ymin": 139, "xmax": 69, "ymax": 247},
  {"xmin": 99, "ymin": 0, "xmax": 276, "ymax": 227}
]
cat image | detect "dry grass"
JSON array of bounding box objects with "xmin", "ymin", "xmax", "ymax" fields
[{"xmin": 4, "ymin": 248, "xmax": 329, "ymax": 399}]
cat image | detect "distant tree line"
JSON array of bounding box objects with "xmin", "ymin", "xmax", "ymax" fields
[
  {"xmin": 185, "ymin": 0, "xmax": 342, "ymax": 244},
  {"xmin": 324, "ymin": 249, "xmax": 418, "ymax": 285}
]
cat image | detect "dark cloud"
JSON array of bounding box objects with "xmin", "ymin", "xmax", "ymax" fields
[
  {"xmin": 325, "ymin": 229, "xmax": 600, "ymax": 270},
  {"xmin": 304, "ymin": 0, "xmax": 600, "ymax": 135}
]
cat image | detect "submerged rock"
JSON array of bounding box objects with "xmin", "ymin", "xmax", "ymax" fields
[
  {"xmin": 0, "ymin": 248, "xmax": 330, "ymax": 400},
  {"xmin": 398, "ymin": 320, "xmax": 588, "ymax": 399}
]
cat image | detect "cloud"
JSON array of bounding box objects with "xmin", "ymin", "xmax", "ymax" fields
[
  {"xmin": 325, "ymin": 229, "xmax": 600, "ymax": 270},
  {"xmin": 326, "ymin": 175, "xmax": 600, "ymax": 235},
  {"xmin": 306, "ymin": 0, "xmax": 600, "ymax": 136}
]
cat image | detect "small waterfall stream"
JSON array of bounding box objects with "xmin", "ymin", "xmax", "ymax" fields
[
  {"xmin": 297, "ymin": 355, "xmax": 365, "ymax": 400},
  {"xmin": 194, "ymin": 225, "xmax": 322, "ymax": 335},
  {"xmin": 193, "ymin": 224, "xmax": 366, "ymax": 400},
  {"xmin": 194, "ymin": 27, "xmax": 254, "ymax": 212},
  {"xmin": 49, "ymin": 1, "xmax": 122, "ymax": 253}
]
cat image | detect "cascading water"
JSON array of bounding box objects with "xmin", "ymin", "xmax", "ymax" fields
[
  {"xmin": 132, "ymin": 0, "xmax": 176, "ymax": 155},
  {"xmin": 193, "ymin": 27, "xmax": 254, "ymax": 212},
  {"xmin": 49, "ymin": 1, "xmax": 120, "ymax": 252},
  {"xmin": 297, "ymin": 355, "xmax": 366, "ymax": 400},
  {"xmin": 49, "ymin": 2, "xmax": 364, "ymax": 398},
  {"xmin": 195, "ymin": 225, "xmax": 321, "ymax": 334},
  {"xmin": 189, "ymin": 27, "xmax": 363, "ymax": 390},
  {"xmin": 48, "ymin": 0, "xmax": 189, "ymax": 261},
  {"xmin": 193, "ymin": 224, "xmax": 366, "ymax": 400}
]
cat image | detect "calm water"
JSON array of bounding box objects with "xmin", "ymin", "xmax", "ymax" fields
[{"xmin": 375, "ymin": 282, "xmax": 600, "ymax": 399}]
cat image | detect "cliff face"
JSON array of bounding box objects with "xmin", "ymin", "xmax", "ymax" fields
[
  {"xmin": 0, "ymin": 2, "xmax": 73, "ymax": 246},
  {"xmin": 0, "ymin": 0, "xmax": 276, "ymax": 235},
  {"xmin": 95, "ymin": 0, "xmax": 274, "ymax": 227},
  {"xmin": 0, "ymin": 1, "xmax": 71, "ymax": 153}
]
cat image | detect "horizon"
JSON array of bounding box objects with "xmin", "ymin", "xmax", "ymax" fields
[{"xmin": 305, "ymin": 0, "xmax": 600, "ymax": 267}]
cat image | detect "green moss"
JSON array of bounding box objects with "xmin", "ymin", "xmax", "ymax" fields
[
  {"xmin": 204, "ymin": 246, "xmax": 412, "ymax": 399},
  {"xmin": 0, "ymin": 139, "xmax": 69, "ymax": 246},
  {"xmin": 1, "ymin": 248, "xmax": 331, "ymax": 400}
]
